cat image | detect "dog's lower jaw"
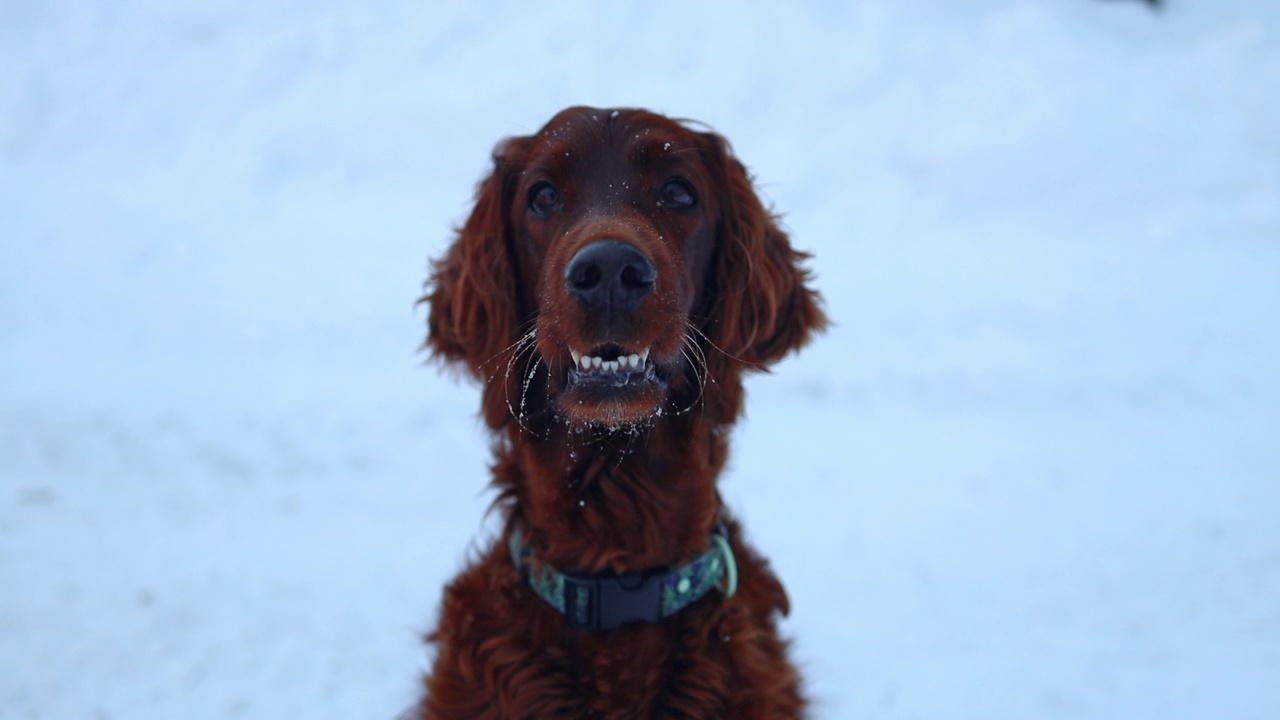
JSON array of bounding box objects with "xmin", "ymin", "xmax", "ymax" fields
[{"xmin": 553, "ymin": 368, "xmax": 668, "ymax": 428}]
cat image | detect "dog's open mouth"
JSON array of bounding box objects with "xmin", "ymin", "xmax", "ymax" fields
[
  {"xmin": 551, "ymin": 329, "xmax": 674, "ymax": 424},
  {"xmin": 566, "ymin": 344, "xmax": 657, "ymax": 388},
  {"xmin": 558, "ymin": 342, "xmax": 665, "ymax": 425}
]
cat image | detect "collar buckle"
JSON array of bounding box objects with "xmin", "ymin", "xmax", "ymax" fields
[{"xmin": 561, "ymin": 568, "xmax": 666, "ymax": 631}]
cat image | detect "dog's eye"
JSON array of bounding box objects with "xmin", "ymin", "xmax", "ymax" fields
[
  {"xmin": 659, "ymin": 178, "xmax": 696, "ymax": 209},
  {"xmin": 528, "ymin": 182, "xmax": 562, "ymax": 216}
]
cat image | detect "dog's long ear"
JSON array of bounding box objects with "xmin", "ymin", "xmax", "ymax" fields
[
  {"xmin": 701, "ymin": 133, "xmax": 827, "ymax": 369},
  {"xmin": 423, "ymin": 140, "xmax": 528, "ymax": 384}
]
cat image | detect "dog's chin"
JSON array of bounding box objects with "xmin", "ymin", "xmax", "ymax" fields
[{"xmin": 555, "ymin": 388, "xmax": 665, "ymax": 428}]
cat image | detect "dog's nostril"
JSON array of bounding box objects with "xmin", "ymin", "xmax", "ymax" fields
[
  {"xmin": 620, "ymin": 262, "xmax": 656, "ymax": 290},
  {"xmin": 564, "ymin": 240, "xmax": 657, "ymax": 310},
  {"xmin": 569, "ymin": 264, "xmax": 603, "ymax": 292}
]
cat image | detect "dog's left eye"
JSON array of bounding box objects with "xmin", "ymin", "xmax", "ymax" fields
[
  {"xmin": 528, "ymin": 182, "xmax": 562, "ymax": 216},
  {"xmin": 659, "ymin": 178, "xmax": 696, "ymax": 209}
]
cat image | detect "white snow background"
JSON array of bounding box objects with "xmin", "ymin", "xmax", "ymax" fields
[{"xmin": 2, "ymin": 1, "xmax": 1278, "ymax": 718}]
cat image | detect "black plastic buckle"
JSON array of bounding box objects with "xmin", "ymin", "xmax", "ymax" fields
[{"xmin": 561, "ymin": 568, "xmax": 667, "ymax": 631}]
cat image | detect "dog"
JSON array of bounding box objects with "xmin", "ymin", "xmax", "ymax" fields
[{"xmin": 416, "ymin": 106, "xmax": 825, "ymax": 719}]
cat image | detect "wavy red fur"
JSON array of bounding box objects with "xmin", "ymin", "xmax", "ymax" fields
[{"xmin": 416, "ymin": 107, "xmax": 826, "ymax": 719}]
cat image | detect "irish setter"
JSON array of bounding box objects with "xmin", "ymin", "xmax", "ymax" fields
[{"xmin": 416, "ymin": 107, "xmax": 826, "ymax": 719}]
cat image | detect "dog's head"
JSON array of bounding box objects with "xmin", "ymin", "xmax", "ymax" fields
[{"xmin": 425, "ymin": 107, "xmax": 825, "ymax": 430}]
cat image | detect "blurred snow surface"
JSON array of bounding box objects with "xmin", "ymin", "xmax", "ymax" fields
[{"xmin": 2, "ymin": 1, "xmax": 1278, "ymax": 718}]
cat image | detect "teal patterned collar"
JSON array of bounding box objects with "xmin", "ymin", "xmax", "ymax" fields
[{"xmin": 508, "ymin": 525, "xmax": 738, "ymax": 631}]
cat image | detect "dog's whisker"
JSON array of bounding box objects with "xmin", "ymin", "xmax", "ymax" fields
[
  {"xmin": 490, "ymin": 329, "xmax": 538, "ymax": 393},
  {"xmin": 516, "ymin": 336, "xmax": 551, "ymax": 440},
  {"xmin": 518, "ymin": 353, "xmax": 540, "ymax": 419},
  {"xmin": 683, "ymin": 320, "xmax": 760, "ymax": 370},
  {"xmin": 499, "ymin": 329, "xmax": 543, "ymax": 437},
  {"xmin": 478, "ymin": 324, "xmax": 539, "ymax": 374},
  {"xmin": 671, "ymin": 336, "xmax": 708, "ymax": 417},
  {"xmin": 684, "ymin": 324, "xmax": 712, "ymax": 381},
  {"xmin": 683, "ymin": 322, "xmax": 712, "ymax": 376}
]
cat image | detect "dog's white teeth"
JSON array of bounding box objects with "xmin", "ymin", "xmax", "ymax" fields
[
  {"xmin": 575, "ymin": 351, "xmax": 650, "ymax": 374},
  {"xmin": 638, "ymin": 348, "xmax": 649, "ymax": 363}
]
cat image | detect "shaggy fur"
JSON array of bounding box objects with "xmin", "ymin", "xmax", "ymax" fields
[{"xmin": 416, "ymin": 107, "xmax": 826, "ymax": 719}]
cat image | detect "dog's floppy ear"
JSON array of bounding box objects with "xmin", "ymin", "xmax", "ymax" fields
[
  {"xmin": 701, "ymin": 133, "xmax": 827, "ymax": 369},
  {"xmin": 423, "ymin": 139, "xmax": 528, "ymax": 382}
]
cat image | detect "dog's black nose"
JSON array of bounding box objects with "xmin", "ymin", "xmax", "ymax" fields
[{"xmin": 564, "ymin": 240, "xmax": 657, "ymax": 312}]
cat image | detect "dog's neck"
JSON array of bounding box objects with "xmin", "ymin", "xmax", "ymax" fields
[{"xmin": 495, "ymin": 407, "xmax": 731, "ymax": 575}]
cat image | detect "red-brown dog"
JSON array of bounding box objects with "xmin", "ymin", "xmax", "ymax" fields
[{"xmin": 417, "ymin": 107, "xmax": 825, "ymax": 719}]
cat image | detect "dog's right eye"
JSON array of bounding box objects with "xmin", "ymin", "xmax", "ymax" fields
[
  {"xmin": 658, "ymin": 178, "xmax": 697, "ymax": 210},
  {"xmin": 528, "ymin": 182, "xmax": 562, "ymax": 216}
]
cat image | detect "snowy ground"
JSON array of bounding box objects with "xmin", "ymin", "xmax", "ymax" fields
[{"xmin": 3, "ymin": 1, "xmax": 1278, "ymax": 718}]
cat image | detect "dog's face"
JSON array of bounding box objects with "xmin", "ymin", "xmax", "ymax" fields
[
  {"xmin": 511, "ymin": 108, "xmax": 722, "ymax": 426},
  {"xmin": 426, "ymin": 107, "xmax": 825, "ymax": 431}
]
